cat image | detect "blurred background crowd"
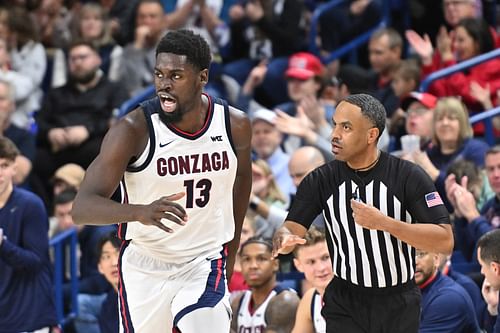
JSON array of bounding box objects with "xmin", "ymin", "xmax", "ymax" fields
[{"xmin": 1, "ymin": 0, "xmax": 500, "ymax": 332}]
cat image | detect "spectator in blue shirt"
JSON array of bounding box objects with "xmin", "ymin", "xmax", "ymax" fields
[
  {"xmin": 477, "ymin": 229, "xmax": 500, "ymax": 333},
  {"xmin": 0, "ymin": 136, "xmax": 58, "ymax": 332},
  {"xmin": 416, "ymin": 249, "xmax": 480, "ymax": 333},
  {"xmin": 446, "ymin": 146, "xmax": 500, "ymax": 262},
  {"xmin": 97, "ymin": 231, "xmax": 120, "ymax": 333}
]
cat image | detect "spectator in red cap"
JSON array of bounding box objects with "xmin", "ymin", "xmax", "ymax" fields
[
  {"xmin": 273, "ymin": 52, "xmax": 331, "ymax": 153},
  {"xmin": 391, "ymin": 91, "xmax": 437, "ymax": 153},
  {"xmin": 401, "ymin": 92, "xmax": 438, "ymax": 151}
]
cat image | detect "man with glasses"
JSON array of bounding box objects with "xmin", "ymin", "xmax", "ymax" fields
[
  {"xmin": 477, "ymin": 229, "xmax": 500, "ymax": 333},
  {"xmin": 401, "ymin": 92, "xmax": 437, "ymax": 151},
  {"xmin": 416, "ymin": 249, "xmax": 480, "ymax": 332},
  {"xmin": 443, "ymin": 0, "xmax": 479, "ymax": 28}
]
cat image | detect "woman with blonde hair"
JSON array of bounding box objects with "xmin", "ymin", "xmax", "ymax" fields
[{"xmin": 409, "ymin": 97, "xmax": 489, "ymax": 210}]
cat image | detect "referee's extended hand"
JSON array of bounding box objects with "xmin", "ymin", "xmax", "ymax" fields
[
  {"xmin": 351, "ymin": 199, "xmax": 386, "ymax": 230},
  {"xmin": 272, "ymin": 232, "xmax": 306, "ymax": 258},
  {"xmin": 139, "ymin": 192, "xmax": 188, "ymax": 233}
]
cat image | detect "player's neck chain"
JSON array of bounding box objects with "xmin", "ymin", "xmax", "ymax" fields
[{"xmin": 350, "ymin": 150, "xmax": 381, "ymax": 172}]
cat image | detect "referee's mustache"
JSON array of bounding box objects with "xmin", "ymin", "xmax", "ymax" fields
[{"xmin": 331, "ymin": 138, "xmax": 342, "ymax": 146}]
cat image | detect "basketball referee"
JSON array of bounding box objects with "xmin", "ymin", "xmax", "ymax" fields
[{"xmin": 272, "ymin": 94, "xmax": 453, "ymax": 333}]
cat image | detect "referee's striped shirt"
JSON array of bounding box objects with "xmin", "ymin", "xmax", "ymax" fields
[{"xmin": 287, "ymin": 152, "xmax": 449, "ymax": 288}]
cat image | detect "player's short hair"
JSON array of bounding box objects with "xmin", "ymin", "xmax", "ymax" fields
[
  {"xmin": 156, "ymin": 29, "xmax": 211, "ymax": 72},
  {"xmin": 342, "ymin": 93, "xmax": 386, "ymax": 139},
  {"xmin": 486, "ymin": 145, "xmax": 500, "ymax": 157},
  {"xmin": 0, "ymin": 137, "xmax": 19, "ymax": 161},
  {"xmin": 478, "ymin": 229, "xmax": 500, "ymax": 264},
  {"xmin": 96, "ymin": 231, "xmax": 121, "ymax": 260},
  {"xmin": 240, "ymin": 236, "xmax": 273, "ymax": 255},
  {"xmin": 293, "ymin": 226, "xmax": 326, "ymax": 257}
]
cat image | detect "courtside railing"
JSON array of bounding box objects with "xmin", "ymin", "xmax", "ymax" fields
[
  {"xmin": 50, "ymin": 228, "xmax": 79, "ymax": 328},
  {"xmin": 308, "ymin": 0, "xmax": 388, "ymax": 64}
]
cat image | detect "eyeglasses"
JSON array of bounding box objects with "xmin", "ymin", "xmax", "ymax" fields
[{"xmin": 407, "ymin": 108, "xmax": 431, "ymax": 116}]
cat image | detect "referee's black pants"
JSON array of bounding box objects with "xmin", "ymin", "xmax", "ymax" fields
[{"xmin": 322, "ymin": 277, "xmax": 421, "ymax": 333}]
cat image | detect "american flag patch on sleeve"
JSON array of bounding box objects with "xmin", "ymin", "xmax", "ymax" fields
[{"xmin": 425, "ymin": 191, "xmax": 443, "ymax": 207}]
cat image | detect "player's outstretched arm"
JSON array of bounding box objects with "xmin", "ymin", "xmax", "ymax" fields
[
  {"xmin": 73, "ymin": 109, "xmax": 187, "ymax": 230},
  {"xmin": 227, "ymin": 107, "xmax": 252, "ymax": 280},
  {"xmin": 272, "ymin": 221, "xmax": 307, "ymax": 258}
]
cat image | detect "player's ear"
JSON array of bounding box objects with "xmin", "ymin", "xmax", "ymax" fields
[
  {"xmin": 200, "ymin": 69, "xmax": 208, "ymax": 85},
  {"xmin": 272, "ymin": 257, "xmax": 280, "ymax": 273},
  {"xmin": 293, "ymin": 258, "xmax": 303, "ymax": 273}
]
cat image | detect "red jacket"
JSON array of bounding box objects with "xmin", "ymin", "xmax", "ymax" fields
[{"xmin": 422, "ymin": 57, "xmax": 500, "ymax": 112}]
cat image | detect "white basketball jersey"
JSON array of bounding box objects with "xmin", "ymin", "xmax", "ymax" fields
[
  {"xmin": 236, "ymin": 287, "xmax": 283, "ymax": 333},
  {"xmin": 312, "ymin": 289, "xmax": 326, "ymax": 333},
  {"xmin": 119, "ymin": 95, "xmax": 237, "ymax": 263}
]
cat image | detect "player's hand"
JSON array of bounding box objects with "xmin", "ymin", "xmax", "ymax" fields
[
  {"xmin": 351, "ymin": 199, "xmax": 386, "ymax": 230},
  {"xmin": 272, "ymin": 231, "xmax": 306, "ymax": 258},
  {"xmin": 140, "ymin": 192, "xmax": 187, "ymax": 233}
]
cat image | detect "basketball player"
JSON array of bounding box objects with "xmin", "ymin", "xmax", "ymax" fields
[
  {"xmin": 231, "ymin": 237, "xmax": 299, "ymax": 332},
  {"xmin": 72, "ymin": 29, "xmax": 252, "ymax": 332},
  {"xmin": 292, "ymin": 227, "xmax": 333, "ymax": 333}
]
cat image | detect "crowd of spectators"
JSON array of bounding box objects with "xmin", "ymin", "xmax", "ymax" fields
[{"xmin": 0, "ymin": 0, "xmax": 500, "ymax": 332}]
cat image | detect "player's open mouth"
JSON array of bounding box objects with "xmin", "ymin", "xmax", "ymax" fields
[{"xmin": 158, "ymin": 92, "xmax": 177, "ymax": 112}]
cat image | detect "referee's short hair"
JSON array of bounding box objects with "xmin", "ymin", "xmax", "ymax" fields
[
  {"xmin": 343, "ymin": 93, "xmax": 386, "ymax": 139},
  {"xmin": 478, "ymin": 229, "xmax": 500, "ymax": 264}
]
